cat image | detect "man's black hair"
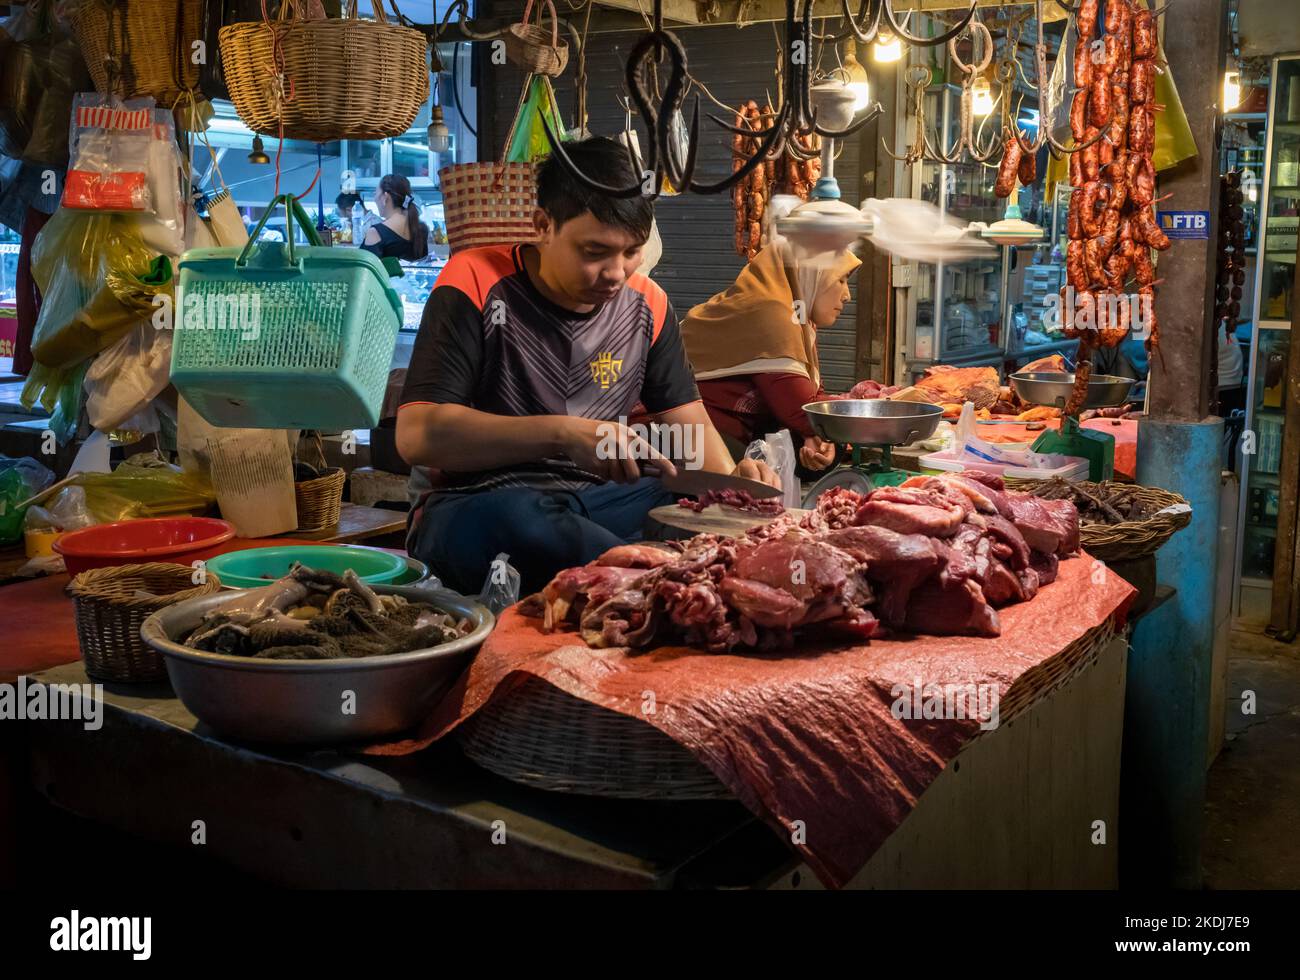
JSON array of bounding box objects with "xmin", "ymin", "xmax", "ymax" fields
[
  {"xmin": 536, "ymin": 136, "xmax": 653, "ymax": 241},
  {"xmin": 336, "ymin": 191, "xmax": 361, "ymax": 210}
]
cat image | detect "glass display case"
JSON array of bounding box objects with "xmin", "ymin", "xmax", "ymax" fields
[{"xmin": 1235, "ymin": 54, "xmax": 1299, "ymax": 625}]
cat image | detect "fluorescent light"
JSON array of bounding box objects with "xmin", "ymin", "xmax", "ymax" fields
[
  {"xmin": 972, "ymin": 77, "xmax": 994, "ymax": 117},
  {"xmin": 1223, "ymin": 70, "xmax": 1241, "ymax": 110}
]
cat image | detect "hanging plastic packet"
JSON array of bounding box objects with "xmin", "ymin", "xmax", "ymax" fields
[
  {"xmin": 659, "ymin": 108, "xmax": 690, "ymax": 196},
  {"xmin": 62, "ymin": 94, "xmax": 158, "ymax": 213},
  {"xmin": 478, "ymin": 552, "xmax": 521, "ymax": 615}
]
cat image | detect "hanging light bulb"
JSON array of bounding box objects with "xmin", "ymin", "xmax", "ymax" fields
[
  {"xmin": 247, "ymin": 135, "xmax": 270, "ymax": 165},
  {"xmin": 874, "ymin": 31, "xmax": 902, "ymax": 63},
  {"xmin": 1223, "ymin": 70, "xmax": 1241, "ymax": 111},
  {"xmin": 841, "ymin": 42, "xmax": 872, "ymax": 111},
  {"xmin": 427, "ymin": 105, "xmax": 451, "ymax": 154},
  {"xmin": 972, "ymin": 75, "xmax": 994, "ymax": 117}
]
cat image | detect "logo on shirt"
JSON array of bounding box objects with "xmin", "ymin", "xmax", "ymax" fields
[{"xmin": 589, "ymin": 351, "xmax": 624, "ymax": 389}]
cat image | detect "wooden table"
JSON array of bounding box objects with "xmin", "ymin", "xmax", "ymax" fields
[
  {"xmin": 286, "ymin": 502, "xmax": 407, "ymax": 544},
  {"xmin": 19, "ymin": 634, "xmax": 1128, "ymax": 888}
]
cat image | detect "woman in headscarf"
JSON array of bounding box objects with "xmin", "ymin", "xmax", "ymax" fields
[{"xmin": 681, "ymin": 240, "xmax": 860, "ymax": 472}]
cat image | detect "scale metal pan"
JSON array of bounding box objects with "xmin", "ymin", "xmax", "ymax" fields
[
  {"xmin": 1009, "ymin": 372, "xmax": 1135, "ymax": 410},
  {"xmin": 803, "ymin": 399, "xmax": 944, "ymax": 447}
]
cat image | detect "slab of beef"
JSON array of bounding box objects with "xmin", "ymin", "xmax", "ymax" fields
[
  {"xmin": 853, "ymin": 486, "xmax": 966, "ymax": 538},
  {"xmin": 902, "ymin": 577, "xmax": 1001, "ymax": 637},
  {"xmin": 1003, "ymin": 495, "xmax": 1081, "ymax": 556},
  {"xmin": 821, "ymin": 525, "xmax": 939, "ymax": 626}
]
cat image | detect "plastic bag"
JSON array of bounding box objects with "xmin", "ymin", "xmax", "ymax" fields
[
  {"xmin": 746, "ymin": 433, "xmax": 800, "ymax": 511},
  {"xmin": 504, "ymin": 75, "xmax": 568, "ymax": 164},
  {"xmin": 68, "ymin": 455, "xmax": 216, "ymax": 523},
  {"xmin": 25, "ymin": 485, "xmax": 97, "ymax": 532},
  {"xmin": 0, "ymin": 455, "xmax": 57, "ymax": 544},
  {"xmin": 63, "ymin": 95, "xmax": 158, "ymax": 213},
  {"xmin": 0, "ymin": 0, "xmax": 90, "ymax": 166},
  {"xmin": 21, "ymin": 208, "xmax": 169, "ymax": 415},
  {"xmin": 478, "ymin": 552, "xmax": 521, "ymax": 615},
  {"xmin": 85, "ymin": 323, "xmax": 172, "ymax": 433}
]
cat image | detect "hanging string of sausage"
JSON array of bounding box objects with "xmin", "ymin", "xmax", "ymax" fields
[
  {"xmin": 732, "ymin": 101, "xmax": 820, "ymax": 258},
  {"xmin": 1061, "ymin": 0, "xmax": 1171, "ymax": 416}
]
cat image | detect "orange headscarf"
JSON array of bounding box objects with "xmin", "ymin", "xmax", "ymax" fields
[{"xmin": 681, "ymin": 241, "xmax": 860, "ymax": 390}]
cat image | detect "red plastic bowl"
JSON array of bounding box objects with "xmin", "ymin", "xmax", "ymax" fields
[{"xmin": 54, "ymin": 517, "xmax": 236, "ymax": 575}]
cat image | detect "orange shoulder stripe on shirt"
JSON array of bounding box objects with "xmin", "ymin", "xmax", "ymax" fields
[
  {"xmin": 432, "ymin": 244, "xmax": 516, "ymax": 310},
  {"xmin": 625, "ymin": 272, "xmax": 669, "ymax": 343}
]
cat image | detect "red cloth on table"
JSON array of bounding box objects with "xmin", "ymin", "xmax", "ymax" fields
[
  {"xmin": 366, "ymin": 552, "xmax": 1136, "ymax": 889},
  {"xmin": 698, "ymin": 373, "xmax": 823, "ymax": 445},
  {"xmin": 12, "ymin": 207, "xmax": 51, "ymax": 376},
  {"xmin": 0, "ymin": 537, "xmax": 339, "ymax": 682}
]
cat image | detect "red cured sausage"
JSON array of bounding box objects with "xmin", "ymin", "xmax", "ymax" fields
[
  {"xmin": 996, "ymin": 135, "xmax": 1023, "ymax": 198},
  {"xmin": 1109, "ymin": 77, "xmax": 1130, "ymax": 146},
  {"xmin": 1074, "ymin": 44, "xmax": 1093, "ymax": 92},
  {"xmin": 1085, "ymin": 235, "xmax": 1114, "ymax": 285},
  {"xmin": 1134, "ymin": 246, "xmax": 1156, "ymax": 285},
  {"xmin": 1070, "ymin": 147, "xmax": 1085, "ymax": 187},
  {"xmin": 1068, "ymin": 190, "xmax": 1084, "ymax": 240},
  {"xmin": 1135, "ymin": 207, "xmax": 1171, "ymax": 250},
  {"xmin": 1089, "ymin": 73, "xmax": 1112, "ymax": 127},
  {"xmin": 1130, "ymin": 59, "xmax": 1155, "ymax": 105},
  {"xmin": 1128, "ymin": 104, "xmax": 1153, "ymax": 153},
  {"xmin": 1078, "ymin": 0, "xmax": 1100, "ymax": 40},
  {"xmin": 1067, "ymin": 240, "xmax": 1088, "ymax": 290},
  {"xmin": 1071, "ymin": 91, "xmax": 1089, "ymax": 142},
  {"xmin": 1133, "ymin": 8, "xmax": 1157, "ymax": 60},
  {"xmin": 1083, "ymin": 126, "xmax": 1103, "ymax": 181},
  {"xmin": 1081, "ymin": 180, "xmax": 1106, "ymax": 236},
  {"xmin": 1018, "ymin": 147, "xmax": 1038, "ymax": 185}
]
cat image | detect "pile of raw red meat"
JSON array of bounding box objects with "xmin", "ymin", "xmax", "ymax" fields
[{"xmin": 521, "ymin": 471, "xmax": 1080, "ymax": 651}]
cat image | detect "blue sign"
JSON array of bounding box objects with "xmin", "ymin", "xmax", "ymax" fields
[{"xmin": 1157, "ymin": 210, "xmax": 1211, "ymax": 239}]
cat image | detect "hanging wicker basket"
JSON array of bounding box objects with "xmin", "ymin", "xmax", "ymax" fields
[
  {"xmin": 293, "ymin": 432, "xmax": 346, "ymax": 532},
  {"xmin": 219, "ymin": 0, "xmax": 429, "ymax": 142},
  {"xmin": 72, "ymin": 0, "xmax": 205, "ymax": 104},
  {"xmin": 504, "ymin": 0, "xmax": 568, "ymax": 77},
  {"xmin": 1006, "ymin": 478, "xmax": 1192, "ymax": 563},
  {"xmin": 67, "ymin": 562, "xmax": 222, "ymax": 683}
]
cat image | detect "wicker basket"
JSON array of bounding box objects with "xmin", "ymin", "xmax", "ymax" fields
[
  {"xmin": 1007, "ymin": 477, "xmax": 1192, "ymax": 562},
  {"xmin": 504, "ymin": 0, "xmax": 568, "ymax": 77},
  {"xmin": 219, "ymin": 0, "xmax": 429, "ymax": 142},
  {"xmin": 66, "ymin": 562, "xmax": 222, "ymax": 683},
  {"xmin": 293, "ymin": 432, "xmax": 345, "ymax": 532},
  {"xmin": 73, "ymin": 0, "xmax": 204, "ymax": 104},
  {"xmin": 457, "ymin": 676, "xmax": 733, "ymax": 800}
]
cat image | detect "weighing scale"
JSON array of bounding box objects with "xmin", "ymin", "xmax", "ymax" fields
[
  {"xmin": 1008, "ymin": 371, "xmax": 1136, "ymax": 482},
  {"xmin": 801, "ymin": 400, "xmax": 944, "ymax": 506}
]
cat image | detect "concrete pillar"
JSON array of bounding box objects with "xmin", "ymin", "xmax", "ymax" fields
[{"xmin": 1122, "ymin": 0, "xmax": 1229, "ymax": 887}]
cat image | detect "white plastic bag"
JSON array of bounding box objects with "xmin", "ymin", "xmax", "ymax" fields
[
  {"xmin": 63, "ymin": 95, "xmax": 156, "ymax": 214},
  {"xmin": 84, "ymin": 323, "xmax": 172, "ymax": 432},
  {"xmin": 479, "ymin": 552, "xmax": 521, "ymax": 614},
  {"xmin": 746, "ymin": 432, "xmax": 800, "ymax": 511}
]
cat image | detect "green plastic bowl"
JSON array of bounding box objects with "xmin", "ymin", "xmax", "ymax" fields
[{"xmin": 204, "ymin": 545, "xmax": 409, "ymax": 591}]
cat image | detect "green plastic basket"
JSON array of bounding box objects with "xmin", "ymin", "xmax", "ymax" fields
[{"xmin": 172, "ymin": 194, "xmax": 403, "ymax": 430}]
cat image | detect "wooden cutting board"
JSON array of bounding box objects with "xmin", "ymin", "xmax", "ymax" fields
[{"xmin": 645, "ymin": 504, "xmax": 810, "ymax": 541}]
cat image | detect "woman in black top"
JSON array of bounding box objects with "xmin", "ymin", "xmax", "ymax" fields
[{"xmin": 362, "ymin": 173, "xmax": 429, "ymax": 262}]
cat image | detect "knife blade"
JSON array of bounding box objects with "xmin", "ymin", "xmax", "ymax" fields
[{"xmin": 643, "ymin": 464, "xmax": 784, "ymax": 500}]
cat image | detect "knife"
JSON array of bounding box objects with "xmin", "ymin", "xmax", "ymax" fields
[{"xmin": 642, "ymin": 464, "xmax": 784, "ymax": 500}]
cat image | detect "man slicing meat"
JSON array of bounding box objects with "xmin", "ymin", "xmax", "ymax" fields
[{"xmin": 396, "ymin": 137, "xmax": 779, "ymax": 595}]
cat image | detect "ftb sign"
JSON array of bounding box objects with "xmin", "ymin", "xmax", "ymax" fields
[{"xmin": 1157, "ymin": 210, "xmax": 1210, "ymax": 239}]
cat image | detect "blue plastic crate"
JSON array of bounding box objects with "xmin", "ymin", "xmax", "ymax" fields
[{"xmin": 172, "ymin": 195, "xmax": 402, "ymax": 430}]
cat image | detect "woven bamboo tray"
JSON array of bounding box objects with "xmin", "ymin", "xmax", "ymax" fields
[
  {"xmin": 457, "ymin": 621, "xmax": 1120, "ymax": 800},
  {"xmin": 67, "ymin": 562, "xmax": 222, "ymax": 684},
  {"xmin": 1007, "ymin": 477, "xmax": 1192, "ymax": 562},
  {"xmin": 218, "ymin": 0, "xmax": 428, "ymax": 142},
  {"xmin": 457, "ymin": 676, "xmax": 733, "ymax": 800}
]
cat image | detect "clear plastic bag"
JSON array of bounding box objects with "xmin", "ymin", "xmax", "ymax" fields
[
  {"xmin": 63, "ymin": 94, "xmax": 157, "ymax": 213},
  {"xmin": 478, "ymin": 552, "xmax": 521, "ymax": 615},
  {"xmin": 746, "ymin": 432, "xmax": 800, "ymax": 511},
  {"xmin": 85, "ymin": 323, "xmax": 172, "ymax": 433}
]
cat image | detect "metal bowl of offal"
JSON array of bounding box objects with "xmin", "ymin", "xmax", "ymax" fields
[
  {"xmin": 1009, "ymin": 371, "xmax": 1135, "ymax": 410},
  {"xmin": 140, "ymin": 584, "xmax": 494, "ymax": 745},
  {"xmin": 803, "ymin": 399, "xmax": 944, "ymax": 447}
]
